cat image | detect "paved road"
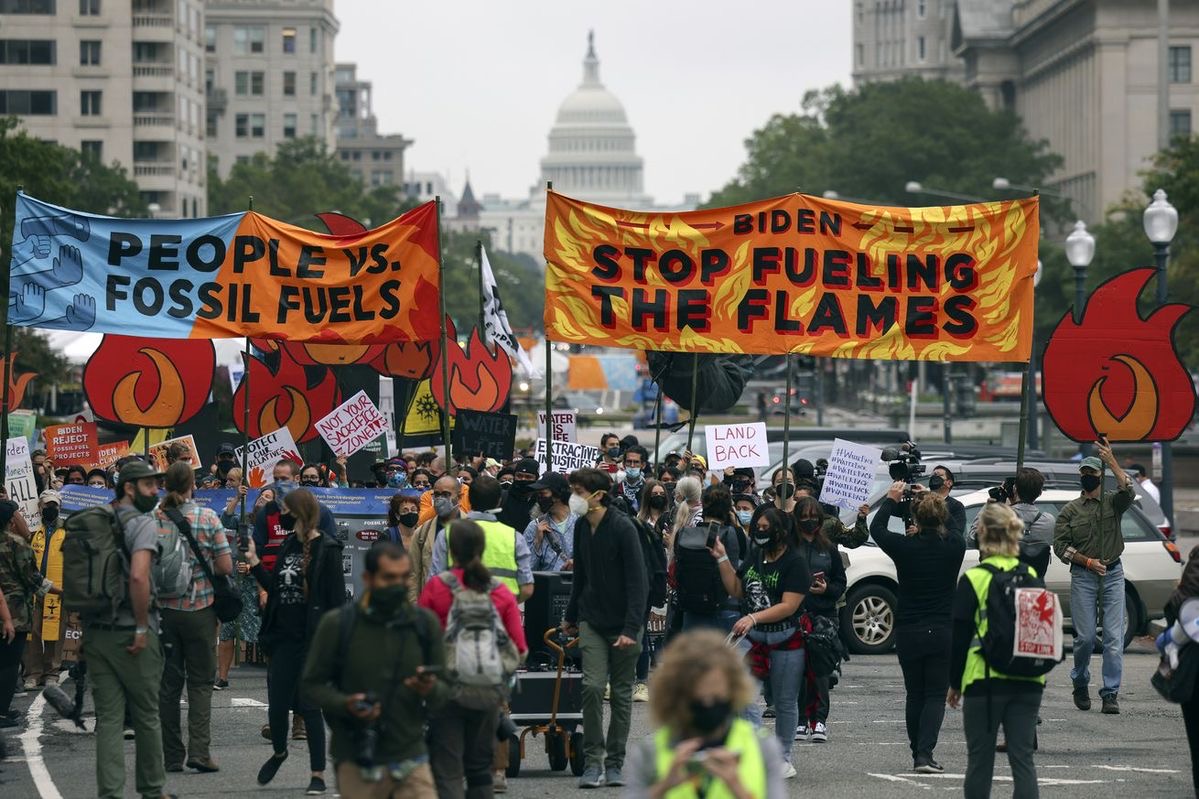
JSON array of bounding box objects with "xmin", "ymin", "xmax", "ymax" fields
[{"xmin": 0, "ymin": 642, "xmax": 1191, "ymax": 798}]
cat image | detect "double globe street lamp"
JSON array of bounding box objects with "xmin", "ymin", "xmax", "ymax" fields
[
  {"xmin": 1143, "ymin": 189, "xmax": 1179, "ymax": 523},
  {"xmin": 1064, "ymin": 220, "xmax": 1096, "ymax": 458}
]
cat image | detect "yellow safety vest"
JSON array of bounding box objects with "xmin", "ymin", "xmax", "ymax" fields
[
  {"xmin": 654, "ymin": 719, "xmax": 768, "ymax": 799},
  {"xmin": 29, "ymin": 523, "xmax": 65, "ymax": 641},
  {"xmin": 448, "ymin": 520, "xmax": 520, "ymax": 596},
  {"xmin": 961, "ymin": 555, "xmax": 1048, "ymax": 693}
]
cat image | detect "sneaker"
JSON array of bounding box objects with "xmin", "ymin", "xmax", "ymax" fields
[
  {"xmin": 291, "ymin": 716, "xmax": 307, "ymax": 740},
  {"xmin": 213, "ymin": 679, "xmax": 229, "ymax": 691},
  {"xmin": 493, "ymin": 769, "xmax": 508, "ymax": 794},
  {"xmin": 578, "ymin": 765, "xmax": 606, "ymax": 789},
  {"xmin": 605, "ymin": 767, "xmax": 624, "ymax": 787},
  {"xmin": 256, "ymin": 752, "xmax": 288, "ymax": 786},
  {"xmin": 1073, "ymin": 686, "xmax": 1091, "ymax": 711},
  {"xmin": 260, "ymin": 723, "xmax": 271, "ymax": 740},
  {"xmin": 794, "ymin": 724, "xmax": 810, "ymax": 742},
  {"xmin": 186, "ymin": 757, "xmax": 220, "ymax": 773},
  {"xmin": 1101, "ymin": 694, "xmax": 1120, "ymax": 715},
  {"xmin": 996, "ymin": 739, "xmax": 1008, "ymax": 753},
  {"xmin": 914, "ymin": 755, "xmax": 944, "ymax": 774},
  {"xmin": 305, "ymin": 776, "xmax": 327, "ymax": 795},
  {"xmin": 123, "ymin": 727, "xmax": 135, "ymax": 740},
  {"xmin": 781, "ymin": 761, "xmax": 797, "ymax": 780},
  {"xmin": 811, "ymin": 721, "xmax": 828, "ymax": 743},
  {"xmin": 632, "ymin": 683, "xmax": 650, "ymax": 703},
  {"xmin": 762, "ymin": 705, "xmax": 776, "ymax": 719},
  {"xmin": 603, "ymin": 684, "xmax": 611, "ymax": 702}
]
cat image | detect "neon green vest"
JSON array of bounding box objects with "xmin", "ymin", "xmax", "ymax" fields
[
  {"xmin": 654, "ymin": 719, "xmax": 768, "ymax": 799},
  {"xmin": 449, "ymin": 520, "xmax": 520, "ymax": 596},
  {"xmin": 961, "ymin": 555, "xmax": 1048, "ymax": 693}
]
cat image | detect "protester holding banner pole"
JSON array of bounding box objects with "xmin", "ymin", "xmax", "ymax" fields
[{"xmin": 22, "ymin": 489, "xmax": 67, "ymax": 692}]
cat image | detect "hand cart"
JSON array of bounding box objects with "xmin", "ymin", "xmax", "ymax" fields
[{"xmin": 506, "ymin": 628, "xmax": 584, "ymax": 777}]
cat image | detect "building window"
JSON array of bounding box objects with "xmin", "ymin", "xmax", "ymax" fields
[
  {"xmin": 78, "ymin": 0, "xmax": 98, "ymax": 14},
  {"xmin": 235, "ymin": 113, "xmax": 265, "ymax": 138},
  {"xmin": 235, "ymin": 71, "xmax": 264, "ymax": 96},
  {"xmin": 1171, "ymin": 109, "xmax": 1192, "ymax": 138},
  {"xmin": 917, "ymin": 35, "xmax": 926, "ymax": 62},
  {"xmin": 371, "ymin": 170, "xmax": 392, "ymax": 186},
  {"xmin": 310, "ymin": 27, "xmax": 317, "ymax": 53},
  {"xmin": 283, "ymin": 112, "xmax": 297, "ymax": 138},
  {"xmin": 80, "ymin": 139, "xmax": 102, "ymax": 159},
  {"xmin": 917, "ymin": 0, "xmax": 926, "ymax": 18},
  {"xmin": 1169, "ymin": 46, "xmax": 1192, "ymax": 83},
  {"xmin": 283, "ymin": 71, "xmax": 296, "ymax": 96},
  {"xmin": 310, "ymin": 71, "xmax": 317, "ymax": 95},
  {"xmin": 310, "ymin": 113, "xmax": 318, "ymax": 134},
  {"xmin": 282, "ymin": 27, "xmax": 296, "ymax": 54},
  {"xmin": 340, "ymin": 151, "xmax": 349, "ymax": 160},
  {"xmin": 80, "ymin": 90, "xmax": 101, "ymax": 116},
  {"xmin": 206, "ymin": 114, "xmax": 216, "ymax": 137},
  {"xmin": 0, "ymin": 0, "xmax": 55, "ymax": 12},
  {"xmin": 233, "ymin": 26, "xmax": 265, "ymax": 55},
  {"xmin": 0, "ymin": 40, "xmax": 56, "ymax": 64},
  {"xmin": 79, "ymin": 40, "xmax": 100, "ymax": 66},
  {"xmin": 5, "ymin": 90, "xmax": 58, "ymax": 114},
  {"xmin": 205, "ymin": 25, "xmax": 215, "ymax": 53},
  {"xmin": 351, "ymin": 151, "xmax": 361, "ymax": 161},
  {"xmin": 855, "ymin": 43, "xmax": 864, "ymax": 66}
]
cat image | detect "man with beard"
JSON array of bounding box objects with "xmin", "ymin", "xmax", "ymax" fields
[{"xmin": 497, "ymin": 458, "xmax": 542, "ymax": 531}]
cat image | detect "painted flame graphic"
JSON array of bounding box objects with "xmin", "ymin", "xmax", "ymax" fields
[
  {"xmin": 0, "ymin": 352, "xmax": 37, "ymax": 410},
  {"xmin": 83, "ymin": 336, "xmax": 215, "ymax": 428},
  {"xmin": 430, "ymin": 318, "xmax": 513, "ymax": 414},
  {"xmin": 251, "ymin": 338, "xmax": 383, "ymax": 367},
  {"xmin": 1042, "ymin": 268, "xmax": 1196, "ymax": 442},
  {"xmin": 371, "ymin": 339, "xmax": 440, "ymax": 380},
  {"xmin": 233, "ymin": 346, "xmax": 341, "ymax": 443}
]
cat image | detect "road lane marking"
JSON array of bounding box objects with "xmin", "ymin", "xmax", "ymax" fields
[
  {"xmin": 867, "ymin": 773, "xmax": 932, "ymax": 789},
  {"xmin": 18, "ymin": 694, "xmax": 63, "ymax": 799},
  {"xmin": 1092, "ymin": 765, "xmax": 1180, "ymax": 774},
  {"xmin": 230, "ymin": 697, "xmax": 268, "ymax": 708}
]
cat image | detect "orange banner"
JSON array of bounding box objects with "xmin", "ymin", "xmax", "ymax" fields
[{"xmin": 544, "ymin": 192, "xmax": 1039, "ymax": 361}]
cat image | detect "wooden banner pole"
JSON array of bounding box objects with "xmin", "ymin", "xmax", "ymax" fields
[
  {"xmin": 543, "ymin": 182, "xmax": 555, "ymax": 474},
  {"xmin": 778, "ymin": 354, "xmax": 794, "ymax": 509},
  {"xmin": 435, "ymin": 197, "xmax": 453, "ymax": 467},
  {"xmin": 685, "ymin": 353, "xmax": 700, "ymax": 453}
]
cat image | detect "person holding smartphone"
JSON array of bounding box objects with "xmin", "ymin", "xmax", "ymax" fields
[{"xmin": 1053, "ymin": 438, "xmax": 1134, "ymax": 715}]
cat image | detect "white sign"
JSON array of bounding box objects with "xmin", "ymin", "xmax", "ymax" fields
[
  {"xmin": 819, "ymin": 438, "xmax": 882, "ymax": 512},
  {"xmin": 235, "ymin": 427, "xmax": 300, "ymax": 488},
  {"xmin": 315, "ymin": 390, "xmax": 390, "ymax": 457},
  {"xmin": 5, "ymin": 436, "xmax": 38, "ymax": 525},
  {"xmin": 379, "ymin": 377, "xmax": 397, "ymax": 457},
  {"xmin": 704, "ymin": 423, "xmax": 769, "ymax": 471},
  {"xmin": 537, "ymin": 411, "xmax": 577, "ymax": 444},
  {"xmin": 533, "ymin": 438, "xmax": 601, "ymax": 475}
]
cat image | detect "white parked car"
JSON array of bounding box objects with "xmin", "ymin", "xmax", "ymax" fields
[{"xmin": 840, "ymin": 489, "xmax": 1183, "ymax": 655}]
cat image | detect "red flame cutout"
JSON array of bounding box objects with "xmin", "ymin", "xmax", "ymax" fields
[
  {"xmin": 83, "ymin": 335, "xmax": 214, "ymax": 428},
  {"xmin": 371, "ymin": 339, "xmax": 441, "ymax": 380},
  {"xmin": 233, "ymin": 346, "xmax": 341, "ymax": 443},
  {"xmin": 1042, "ymin": 268, "xmax": 1195, "ymax": 442},
  {"xmin": 430, "ymin": 317, "xmax": 513, "ymax": 414}
]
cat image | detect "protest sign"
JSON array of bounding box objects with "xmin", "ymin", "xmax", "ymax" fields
[
  {"xmin": 44, "ymin": 421, "xmax": 99, "ymax": 466},
  {"xmin": 315, "ymin": 390, "xmax": 391, "ymax": 457},
  {"xmin": 7, "ymin": 409, "xmax": 36, "ymax": 442},
  {"xmin": 543, "ymin": 191, "xmax": 1038, "ymax": 361},
  {"xmin": 94, "ymin": 440, "xmax": 130, "ymax": 469},
  {"xmin": 819, "ymin": 438, "xmax": 882, "ymax": 512},
  {"xmin": 533, "ymin": 438, "xmax": 601, "ymax": 475},
  {"xmin": 147, "ymin": 434, "xmax": 199, "ymax": 473},
  {"xmin": 537, "ymin": 410, "xmax": 577, "ymax": 443},
  {"xmin": 5, "ymin": 437, "xmax": 38, "ymax": 524},
  {"xmin": 705, "ymin": 422, "xmax": 769, "ymax": 470},
  {"xmin": 452, "ymin": 410, "xmax": 518, "ymax": 461},
  {"xmin": 235, "ymin": 427, "xmax": 301, "ymax": 487},
  {"xmin": 9, "ymin": 193, "xmax": 441, "ymax": 343}
]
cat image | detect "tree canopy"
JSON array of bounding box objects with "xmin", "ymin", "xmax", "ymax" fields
[{"xmin": 440, "ymin": 229, "xmax": 544, "ymax": 335}]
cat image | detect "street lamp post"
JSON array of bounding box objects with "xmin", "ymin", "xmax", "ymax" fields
[
  {"xmin": 1064, "ymin": 220, "xmax": 1095, "ymax": 457},
  {"xmin": 904, "ymin": 181, "xmax": 987, "ymax": 204},
  {"xmin": 1144, "ymin": 188, "xmax": 1179, "ymax": 522},
  {"xmin": 1027, "ymin": 260, "xmax": 1044, "ymax": 452}
]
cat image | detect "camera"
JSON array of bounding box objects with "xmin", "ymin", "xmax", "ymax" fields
[
  {"xmin": 881, "ymin": 441, "xmax": 925, "ymax": 525},
  {"xmin": 988, "ymin": 477, "xmax": 1017, "ymax": 504},
  {"xmin": 353, "ymin": 691, "xmax": 380, "ymax": 769}
]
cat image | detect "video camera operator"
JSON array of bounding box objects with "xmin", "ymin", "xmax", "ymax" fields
[
  {"xmin": 967, "ymin": 469, "xmax": 1055, "ymax": 570},
  {"xmin": 302, "ymin": 542, "xmax": 447, "ymax": 798},
  {"xmin": 928, "ymin": 466, "xmax": 966, "ymax": 542}
]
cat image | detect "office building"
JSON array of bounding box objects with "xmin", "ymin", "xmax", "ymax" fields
[{"xmin": 333, "ymin": 62, "xmax": 412, "ymax": 188}]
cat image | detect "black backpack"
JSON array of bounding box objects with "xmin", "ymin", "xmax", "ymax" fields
[
  {"xmin": 632, "ymin": 517, "xmax": 667, "ymax": 608},
  {"xmin": 673, "ymin": 523, "xmax": 727, "ymax": 614},
  {"xmin": 975, "ymin": 562, "xmax": 1062, "ymax": 679},
  {"xmin": 803, "ymin": 613, "xmax": 845, "ymax": 678}
]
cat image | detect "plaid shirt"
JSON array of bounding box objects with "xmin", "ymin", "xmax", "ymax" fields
[{"xmin": 156, "ymin": 500, "xmax": 232, "ymax": 612}]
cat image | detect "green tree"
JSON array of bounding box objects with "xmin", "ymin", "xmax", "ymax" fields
[
  {"xmin": 709, "ymin": 79, "xmax": 1065, "ymax": 220},
  {"xmin": 207, "ymin": 137, "xmax": 408, "ymax": 228},
  {"xmin": 440, "ymin": 229, "xmax": 544, "ymax": 334}
]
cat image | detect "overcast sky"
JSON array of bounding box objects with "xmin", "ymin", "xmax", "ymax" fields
[{"xmin": 336, "ymin": 1, "xmax": 852, "ymax": 204}]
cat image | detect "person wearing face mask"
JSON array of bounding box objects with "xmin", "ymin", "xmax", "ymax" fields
[
  {"xmin": 21, "ymin": 490, "xmax": 68, "ymax": 692},
  {"xmin": 496, "ymin": 457, "xmax": 540, "ymax": 531},
  {"xmin": 598, "ymin": 433, "xmax": 623, "ymax": 475},
  {"xmin": 253, "ymin": 460, "xmax": 338, "ymax": 577},
  {"xmin": 790, "ymin": 498, "xmax": 847, "ymax": 745},
  {"xmin": 626, "ymin": 629, "xmax": 786, "ymax": 799},
  {"xmin": 410, "ymin": 476, "xmax": 464, "ymax": 602},
  {"xmin": 86, "ymin": 468, "xmax": 111, "ymax": 489},
  {"xmin": 928, "ymin": 466, "xmax": 967, "ymax": 541},
  {"xmin": 769, "ymin": 468, "xmax": 797, "ymax": 513},
  {"xmin": 523, "ymin": 472, "xmax": 576, "ymax": 572},
  {"xmin": 386, "ymin": 493, "xmax": 422, "ymax": 551},
  {"xmin": 302, "ymin": 542, "xmax": 447, "ymax": 799},
  {"xmin": 496, "ymin": 467, "xmax": 515, "ymax": 489},
  {"xmin": 563, "ymin": 468, "xmax": 648, "ymax": 789},
  {"xmin": 410, "ymin": 468, "xmax": 434, "ymax": 492},
  {"xmin": 1053, "ymin": 440, "xmax": 1134, "ymax": 715},
  {"xmin": 733, "ymin": 494, "xmax": 758, "ymax": 534},
  {"xmin": 616, "ymin": 446, "xmax": 650, "ymax": 513},
  {"xmin": 300, "ymin": 464, "xmax": 325, "ymax": 488},
  {"xmin": 638, "ymin": 480, "xmax": 673, "ymax": 539}
]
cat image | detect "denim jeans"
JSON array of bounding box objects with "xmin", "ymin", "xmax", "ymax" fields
[
  {"xmin": 1068, "ymin": 562, "xmax": 1125, "ymax": 698},
  {"xmin": 679, "ymin": 609, "xmax": 738, "ymax": 635},
  {"xmin": 746, "ymin": 627, "xmax": 805, "ymax": 765}
]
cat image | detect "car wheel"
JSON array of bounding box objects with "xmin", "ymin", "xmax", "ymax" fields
[
  {"xmin": 1123, "ymin": 586, "xmax": 1143, "ymax": 651},
  {"xmin": 842, "ymin": 583, "xmax": 897, "ymax": 655}
]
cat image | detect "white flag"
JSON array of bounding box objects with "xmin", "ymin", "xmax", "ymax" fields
[{"xmin": 480, "ymin": 246, "xmax": 537, "ymax": 376}]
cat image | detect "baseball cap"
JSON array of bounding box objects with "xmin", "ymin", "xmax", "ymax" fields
[
  {"xmin": 217, "ymin": 443, "xmax": 237, "ymax": 456},
  {"xmin": 39, "ymin": 489, "xmax": 62, "ymax": 505},
  {"xmin": 1079, "ymin": 456, "xmax": 1103, "ymax": 473},
  {"xmin": 690, "ymin": 454, "xmax": 708, "ymax": 470},
  {"xmin": 484, "ymin": 457, "xmax": 502, "ymax": 470},
  {"xmin": 117, "ymin": 460, "xmax": 161, "ymax": 488},
  {"xmin": 529, "ymin": 472, "xmax": 569, "ymax": 493}
]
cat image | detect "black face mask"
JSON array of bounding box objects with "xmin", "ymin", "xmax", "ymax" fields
[
  {"xmin": 41, "ymin": 507, "xmax": 59, "ymax": 527},
  {"xmin": 398, "ymin": 512, "xmax": 419, "ymax": 529},
  {"xmin": 510, "ymin": 481, "xmax": 534, "ymax": 499},
  {"xmin": 216, "ymin": 460, "xmax": 234, "ymax": 477},
  {"xmin": 280, "ymin": 512, "xmax": 296, "ymax": 531},
  {"xmin": 689, "ymin": 699, "xmax": 732, "ymax": 735},
  {"xmin": 648, "ymin": 495, "xmax": 668, "ymax": 511},
  {"xmin": 928, "ymin": 475, "xmax": 945, "ymax": 491},
  {"xmin": 799, "ymin": 518, "xmax": 820, "ymax": 535},
  {"xmin": 1080, "ymin": 474, "xmax": 1102, "ymax": 492},
  {"xmin": 606, "ymin": 446, "xmax": 621, "ymax": 460},
  {"xmin": 775, "ymin": 482, "xmax": 795, "ymax": 501},
  {"xmin": 536, "ymin": 496, "xmax": 554, "ymax": 513}
]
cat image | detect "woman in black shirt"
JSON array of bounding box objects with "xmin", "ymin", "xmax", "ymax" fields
[{"xmin": 870, "ymin": 484, "xmax": 966, "ymax": 775}]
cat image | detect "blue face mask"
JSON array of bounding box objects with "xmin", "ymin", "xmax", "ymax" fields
[
  {"xmin": 387, "ymin": 472, "xmax": 407, "ymax": 489},
  {"xmin": 272, "ymin": 480, "xmax": 295, "ymax": 502},
  {"xmin": 736, "ymin": 509, "xmax": 753, "ymax": 525},
  {"xmin": 625, "ymin": 467, "xmax": 642, "ymax": 481}
]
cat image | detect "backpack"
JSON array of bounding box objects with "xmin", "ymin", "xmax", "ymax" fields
[
  {"xmin": 331, "ymin": 603, "xmax": 433, "ymax": 687},
  {"xmin": 62, "ymin": 505, "xmax": 128, "ymax": 620},
  {"xmin": 633, "ymin": 516, "xmax": 667, "ymax": 608},
  {"xmin": 803, "ymin": 613, "xmax": 845, "ymax": 678},
  {"xmin": 1017, "ymin": 512, "xmax": 1051, "ymax": 578},
  {"xmin": 673, "ymin": 523, "xmax": 728, "ymax": 614},
  {"xmin": 152, "ymin": 509, "xmax": 194, "ymax": 602},
  {"xmin": 975, "ymin": 562, "xmax": 1063, "ymax": 679},
  {"xmin": 440, "ymin": 572, "xmax": 521, "ymax": 710}
]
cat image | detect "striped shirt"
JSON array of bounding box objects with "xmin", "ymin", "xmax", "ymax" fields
[{"xmin": 156, "ymin": 500, "xmax": 231, "ymax": 612}]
